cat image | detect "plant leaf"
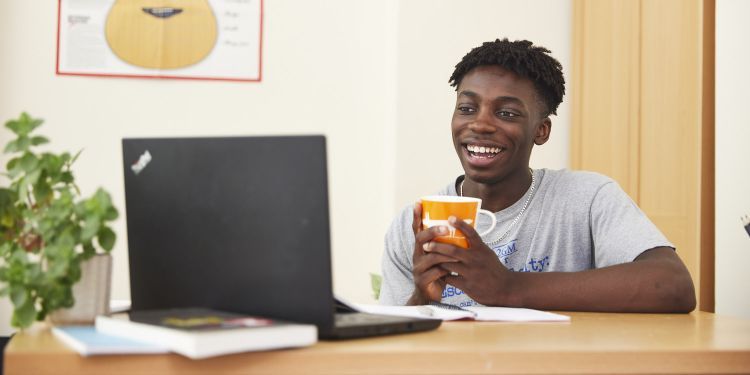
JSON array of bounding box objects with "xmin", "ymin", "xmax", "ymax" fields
[
  {"xmin": 3, "ymin": 140, "xmax": 19, "ymax": 154},
  {"xmin": 80, "ymin": 217, "xmax": 100, "ymax": 242},
  {"xmin": 370, "ymin": 273, "xmax": 382, "ymax": 300},
  {"xmin": 26, "ymin": 169, "xmax": 41, "ymax": 185},
  {"xmin": 60, "ymin": 171, "xmax": 74, "ymax": 184},
  {"xmin": 43, "ymin": 243, "xmax": 60, "ymax": 258},
  {"xmin": 0, "ymin": 188, "xmax": 17, "ymax": 218},
  {"xmin": 103, "ymin": 206, "xmax": 119, "ymax": 221},
  {"xmin": 57, "ymin": 230, "xmax": 76, "ymax": 249},
  {"xmin": 30, "ymin": 136, "xmax": 49, "ymax": 146},
  {"xmin": 97, "ymin": 226, "xmax": 116, "ymax": 251},
  {"xmin": 46, "ymin": 256, "xmax": 68, "ymax": 279},
  {"xmin": 15, "ymin": 136, "xmax": 31, "ymax": 153},
  {"xmin": 28, "ymin": 117, "xmax": 44, "ymax": 134},
  {"xmin": 11, "ymin": 298, "xmax": 37, "ymax": 329},
  {"xmin": 82, "ymin": 241, "xmax": 95, "ymax": 259},
  {"xmin": 19, "ymin": 152, "xmax": 39, "ymax": 173},
  {"xmin": 70, "ymin": 149, "xmax": 83, "ymax": 165},
  {"xmin": 4, "ymin": 119, "xmax": 21, "ymax": 134},
  {"xmin": 5, "ymin": 157, "xmax": 18, "ymax": 171},
  {"xmin": 5, "ymin": 157, "xmax": 24, "ymax": 179},
  {"xmin": 18, "ymin": 181, "xmax": 28, "ymax": 205},
  {"xmin": 41, "ymin": 153, "xmax": 63, "ymax": 174},
  {"xmin": 10, "ymin": 285, "xmax": 27, "ymax": 306},
  {"xmin": 16, "ymin": 113, "xmax": 42, "ymax": 137},
  {"xmin": 18, "ymin": 113, "xmax": 31, "ymax": 132},
  {"xmin": 32, "ymin": 178, "xmax": 52, "ymax": 204},
  {"xmin": 93, "ymin": 189, "xmax": 113, "ymax": 216}
]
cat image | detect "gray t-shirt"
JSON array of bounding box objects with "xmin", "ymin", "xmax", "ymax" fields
[{"xmin": 379, "ymin": 168, "xmax": 673, "ymax": 307}]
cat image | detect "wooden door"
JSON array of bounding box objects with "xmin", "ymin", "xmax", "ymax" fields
[{"xmin": 572, "ymin": 0, "xmax": 715, "ymax": 311}]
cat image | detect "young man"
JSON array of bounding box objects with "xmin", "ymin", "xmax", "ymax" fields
[{"xmin": 380, "ymin": 39, "xmax": 696, "ymax": 313}]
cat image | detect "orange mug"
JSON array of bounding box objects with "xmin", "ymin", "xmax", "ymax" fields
[{"xmin": 420, "ymin": 196, "xmax": 497, "ymax": 248}]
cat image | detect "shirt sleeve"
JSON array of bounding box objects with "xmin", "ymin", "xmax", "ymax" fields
[
  {"xmin": 379, "ymin": 206, "xmax": 416, "ymax": 305},
  {"xmin": 590, "ymin": 181, "xmax": 674, "ymax": 267}
]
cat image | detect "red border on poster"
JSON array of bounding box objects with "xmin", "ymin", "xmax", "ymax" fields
[{"xmin": 55, "ymin": 0, "xmax": 264, "ymax": 82}]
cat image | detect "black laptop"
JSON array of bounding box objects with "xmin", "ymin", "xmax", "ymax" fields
[{"xmin": 121, "ymin": 135, "xmax": 441, "ymax": 339}]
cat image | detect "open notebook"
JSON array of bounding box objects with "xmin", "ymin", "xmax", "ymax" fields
[{"xmin": 350, "ymin": 302, "xmax": 570, "ymax": 322}]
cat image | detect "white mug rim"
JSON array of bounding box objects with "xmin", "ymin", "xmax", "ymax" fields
[{"xmin": 420, "ymin": 195, "xmax": 481, "ymax": 203}]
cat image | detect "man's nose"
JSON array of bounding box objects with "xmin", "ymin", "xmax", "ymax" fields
[{"xmin": 468, "ymin": 109, "xmax": 496, "ymax": 133}]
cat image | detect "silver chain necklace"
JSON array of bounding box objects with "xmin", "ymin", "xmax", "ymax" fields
[{"xmin": 459, "ymin": 169, "xmax": 537, "ymax": 247}]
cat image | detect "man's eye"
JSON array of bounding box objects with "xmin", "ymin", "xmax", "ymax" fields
[
  {"xmin": 497, "ymin": 111, "xmax": 518, "ymax": 118},
  {"xmin": 457, "ymin": 106, "xmax": 475, "ymax": 113}
]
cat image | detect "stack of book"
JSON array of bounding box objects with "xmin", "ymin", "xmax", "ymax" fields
[{"xmin": 53, "ymin": 307, "xmax": 317, "ymax": 359}]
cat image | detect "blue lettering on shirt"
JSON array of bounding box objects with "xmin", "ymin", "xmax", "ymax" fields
[
  {"xmin": 439, "ymin": 240, "xmax": 553, "ymax": 305},
  {"xmin": 441, "ymin": 285, "xmax": 465, "ymax": 299},
  {"xmin": 491, "ymin": 240, "xmax": 518, "ymax": 264},
  {"xmin": 508, "ymin": 256, "xmax": 550, "ymax": 272},
  {"xmin": 458, "ymin": 300, "xmax": 477, "ymax": 307}
]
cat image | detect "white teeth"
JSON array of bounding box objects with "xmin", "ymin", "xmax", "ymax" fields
[{"xmin": 467, "ymin": 144, "xmax": 501, "ymax": 154}]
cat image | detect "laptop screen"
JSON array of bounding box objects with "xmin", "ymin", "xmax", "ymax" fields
[{"xmin": 122, "ymin": 136, "xmax": 335, "ymax": 332}]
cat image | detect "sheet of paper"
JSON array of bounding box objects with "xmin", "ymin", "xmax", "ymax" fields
[
  {"xmin": 466, "ymin": 306, "xmax": 570, "ymax": 322},
  {"xmin": 352, "ymin": 303, "xmax": 473, "ymax": 321},
  {"xmin": 351, "ymin": 303, "xmax": 570, "ymax": 322}
]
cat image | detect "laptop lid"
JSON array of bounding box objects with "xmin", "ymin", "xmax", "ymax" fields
[
  {"xmin": 122, "ymin": 135, "xmax": 440, "ymax": 339},
  {"xmin": 123, "ymin": 136, "xmax": 337, "ymax": 333}
]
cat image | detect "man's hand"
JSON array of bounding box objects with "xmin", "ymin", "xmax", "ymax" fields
[
  {"xmin": 423, "ymin": 216, "xmax": 515, "ymax": 306},
  {"xmin": 424, "ymin": 217, "xmax": 696, "ymax": 313},
  {"xmin": 408, "ymin": 203, "xmax": 459, "ymax": 305}
]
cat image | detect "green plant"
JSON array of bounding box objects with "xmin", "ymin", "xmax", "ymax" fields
[
  {"xmin": 370, "ymin": 272, "xmax": 381, "ymax": 300},
  {"xmin": 0, "ymin": 112, "xmax": 118, "ymax": 329}
]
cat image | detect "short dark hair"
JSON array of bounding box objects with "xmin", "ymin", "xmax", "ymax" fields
[{"xmin": 448, "ymin": 38, "xmax": 565, "ymax": 116}]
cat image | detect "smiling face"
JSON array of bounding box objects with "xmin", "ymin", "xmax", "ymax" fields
[{"xmin": 451, "ymin": 65, "xmax": 551, "ymax": 186}]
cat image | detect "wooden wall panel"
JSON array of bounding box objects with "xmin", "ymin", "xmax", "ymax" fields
[
  {"xmin": 571, "ymin": 0, "xmax": 641, "ymax": 199},
  {"xmin": 572, "ymin": 0, "xmax": 714, "ymax": 310},
  {"xmin": 700, "ymin": 0, "xmax": 715, "ymax": 314}
]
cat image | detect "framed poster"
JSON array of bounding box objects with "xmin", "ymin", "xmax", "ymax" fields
[{"xmin": 57, "ymin": 0, "xmax": 263, "ymax": 82}]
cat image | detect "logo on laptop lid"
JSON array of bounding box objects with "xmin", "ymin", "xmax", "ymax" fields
[{"xmin": 131, "ymin": 150, "xmax": 152, "ymax": 175}]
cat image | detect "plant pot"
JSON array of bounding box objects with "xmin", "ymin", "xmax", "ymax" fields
[{"xmin": 49, "ymin": 254, "xmax": 112, "ymax": 325}]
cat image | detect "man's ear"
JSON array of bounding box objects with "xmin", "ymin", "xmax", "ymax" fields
[{"xmin": 534, "ymin": 117, "xmax": 552, "ymax": 145}]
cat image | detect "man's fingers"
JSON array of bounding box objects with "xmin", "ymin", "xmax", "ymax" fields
[
  {"xmin": 415, "ymin": 225, "xmax": 449, "ymax": 245},
  {"xmin": 415, "ymin": 265, "xmax": 449, "ymax": 285},
  {"xmin": 412, "ymin": 202, "xmax": 423, "ymax": 235},
  {"xmin": 422, "ymin": 240, "xmax": 465, "ymax": 259},
  {"xmin": 439, "ymin": 261, "xmax": 469, "ymax": 276},
  {"xmin": 413, "ymin": 252, "xmax": 460, "ymax": 273},
  {"xmin": 450, "ymin": 216, "xmax": 484, "ymax": 247},
  {"xmin": 443, "ymin": 274, "xmax": 466, "ymax": 290}
]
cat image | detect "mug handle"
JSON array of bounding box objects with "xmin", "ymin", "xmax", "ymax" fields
[{"xmin": 476, "ymin": 209, "xmax": 497, "ymax": 236}]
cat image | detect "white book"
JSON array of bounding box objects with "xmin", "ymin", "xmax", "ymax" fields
[
  {"xmin": 351, "ymin": 302, "xmax": 571, "ymax": 322},
  {"xmin": 95, "ymin": 308, "xmax": 317, "ymax": 359},
  {"xmin": 52, "ymin": 326, "xmax": 169, "ymax": 356}
]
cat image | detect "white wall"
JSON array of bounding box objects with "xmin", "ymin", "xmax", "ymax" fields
[
  {"xmin": 715, "ymin": 0, "xmax": 750, "ymax": 319},
  {"xmin": 0, "ymin": 0, "xmax": 571, "ymax": 335}
]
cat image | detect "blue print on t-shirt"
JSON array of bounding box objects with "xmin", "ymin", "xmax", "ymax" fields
[
  {"xmin": 441, "ymin": 284, "xmax": 478, "ymax": 307},
  {"xmin": 491, "ymin": 240, "xmax": 518, "ymax": 264},
  {"xmin": 441, "ymin": 285, "xmax": 465, "ymax": 299},
  {"xmin": 509, "ymin": 256, "xmax": 550, "ymax": 272},
  {"xmin": 490, "ymin": 240, "xmax": 551, "ymax": 272},
  {"xmin": 457, "ymin": 300, "xmax": 478, "ymax": 307}
]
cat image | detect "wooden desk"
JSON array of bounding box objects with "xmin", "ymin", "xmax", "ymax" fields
[{"xmin": 5, "ymin": 312, "xmax": 750, "ymax": 374}]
